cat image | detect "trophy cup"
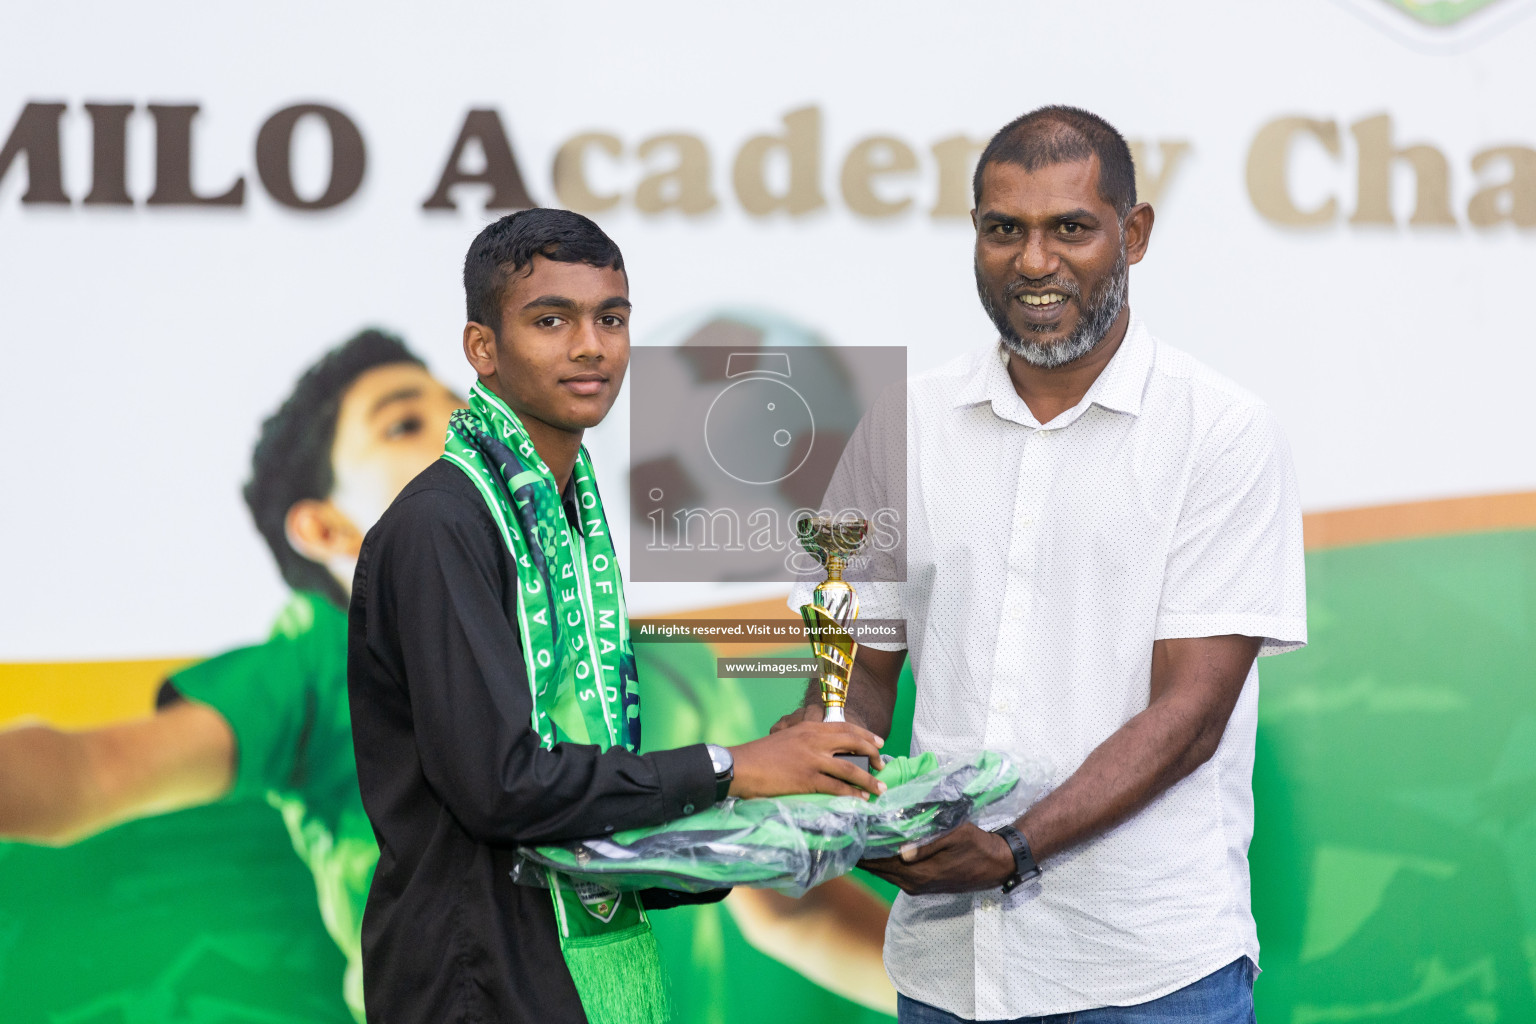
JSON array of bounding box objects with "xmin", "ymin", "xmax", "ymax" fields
[{"xmin": 797, "ymin": 516, "xmax": 869, "ymax": 768}]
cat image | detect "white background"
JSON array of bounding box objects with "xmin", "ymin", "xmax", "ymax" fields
[{"xmin": 2, "ymin": 0, "xmax": 1533, "ymax": 658}]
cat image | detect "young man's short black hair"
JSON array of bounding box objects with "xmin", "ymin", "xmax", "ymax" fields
[
  {"xmin": 244, "ymin": 328, "xmax": 424, "ymax": 608},
  {"xmin": 972, "ymin": 105, "xmax": 1138, "ymax": 220},
  {"xmin": 463, "ymin": 208, "xmax": 625, "ymax": 333}
]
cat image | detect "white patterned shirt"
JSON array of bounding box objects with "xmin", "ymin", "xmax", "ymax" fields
[{"xmin": 789, "ymin": 315, "xmax": 1307, "ymax": 1018}]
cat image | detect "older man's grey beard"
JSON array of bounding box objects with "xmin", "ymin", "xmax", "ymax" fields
[{"xmin": 978, "ymin": 247, "xmax": 1129, "ymax": 369}]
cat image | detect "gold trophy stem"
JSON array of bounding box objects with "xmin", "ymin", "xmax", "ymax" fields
[{"xmin": 797, "ymin": 515, "xmax": 867, "ymax": 747}]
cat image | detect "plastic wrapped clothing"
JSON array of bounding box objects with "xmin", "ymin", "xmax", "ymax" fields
[{"xmin": 517, "ymin": 750, "xmax": 1049, "ymax": 897}]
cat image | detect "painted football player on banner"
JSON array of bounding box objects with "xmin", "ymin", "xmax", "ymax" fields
[{"xmin": 0, "ymin": 325, "xmax": 897, "ymax": 1021}]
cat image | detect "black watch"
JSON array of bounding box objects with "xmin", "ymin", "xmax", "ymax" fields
[
  {"xmin": 993, "ymin": 825, "xmax": 1041, "ymax": 893},
  {"xmin": 706, "ymin": 744, "xmax": 734, "ymax": 803}
]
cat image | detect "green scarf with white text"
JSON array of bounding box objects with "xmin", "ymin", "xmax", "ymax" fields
[{"xmin": 443, "ymin": 381, "xmax": 664, "ymax": 1024}]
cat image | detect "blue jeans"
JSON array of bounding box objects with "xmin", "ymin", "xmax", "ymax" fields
[{"xmin": 896, "ymin": 957, "xmax": 1256, "ymax": 1024}]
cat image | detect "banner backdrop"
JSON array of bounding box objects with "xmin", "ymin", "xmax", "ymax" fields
[{"xmin": 2, "ymin": 2, "xmax": 1534, "ymax": 1022}]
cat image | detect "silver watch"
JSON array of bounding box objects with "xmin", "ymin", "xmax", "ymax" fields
[{"xmin": 706, "ymin": 743, "xmax": 734, "ymax": 801}]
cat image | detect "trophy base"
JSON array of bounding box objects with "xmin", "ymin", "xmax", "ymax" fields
[{"xmin": 835, "ymin": 753, "xmax": 870, "ymax": 773}]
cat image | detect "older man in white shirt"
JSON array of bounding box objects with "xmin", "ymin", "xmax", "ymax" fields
[{"xmin": 781, "ymin": 106, "xmax": 1306, "ymax": 1023}]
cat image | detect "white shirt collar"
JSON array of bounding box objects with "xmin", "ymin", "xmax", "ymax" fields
[{"xmin": 955, "ymin": 314, "xmax": 1155, "ymax": 428}]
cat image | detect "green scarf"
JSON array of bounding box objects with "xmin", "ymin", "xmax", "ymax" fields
[{"xmin": 443, "ymin": 381, "xmax": 665, "ymax": 1024}]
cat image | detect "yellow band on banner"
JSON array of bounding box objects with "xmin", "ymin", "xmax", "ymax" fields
[
  {"xmin": 0, "ymin": 657, "xmax": 194, "ymax": 728},
  {"xmin": 3, "ymin": 490, "xmax": 1535, "ymax": 727},
  {"xmin": 1303, "ymin": 490, "xmax": 1536, "ymax": 552}
]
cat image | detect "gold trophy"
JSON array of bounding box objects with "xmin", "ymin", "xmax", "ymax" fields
[{"xmin": 798, "ymin": 516, "xmax": 869, "ymax": 765}]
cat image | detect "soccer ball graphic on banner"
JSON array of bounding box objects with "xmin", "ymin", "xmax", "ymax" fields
[{"xmin": 629, "ymin": 307, "xmax": 864, "ymax": 582}]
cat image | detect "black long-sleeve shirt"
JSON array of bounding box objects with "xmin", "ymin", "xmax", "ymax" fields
[{"xmin": 347, "ymin": 459, "xmax": 719, "ymax": 1023}]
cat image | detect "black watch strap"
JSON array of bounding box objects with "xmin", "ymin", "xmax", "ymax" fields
[{"xmin": 993, "ymin": 825, "xmax": 1041, "ymax": 893}]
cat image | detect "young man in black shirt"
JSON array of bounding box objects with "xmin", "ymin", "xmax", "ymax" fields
[{"xmin": 347, "ymin": 208, "xmax": 885, "ymax": 1023}]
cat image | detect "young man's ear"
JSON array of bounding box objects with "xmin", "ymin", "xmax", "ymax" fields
[
  {"xmin": 286, "ymin": 498, "xmax": 365, "ymax": 565},
  {"xmin": 464, "ymin": 321, "xmax": 498, "ymax": 378}
]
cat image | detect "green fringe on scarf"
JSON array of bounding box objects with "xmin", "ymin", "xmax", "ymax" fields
[{"xmin": 563, "ymin": 926, "xmax": 669, "ymax": 1024}]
